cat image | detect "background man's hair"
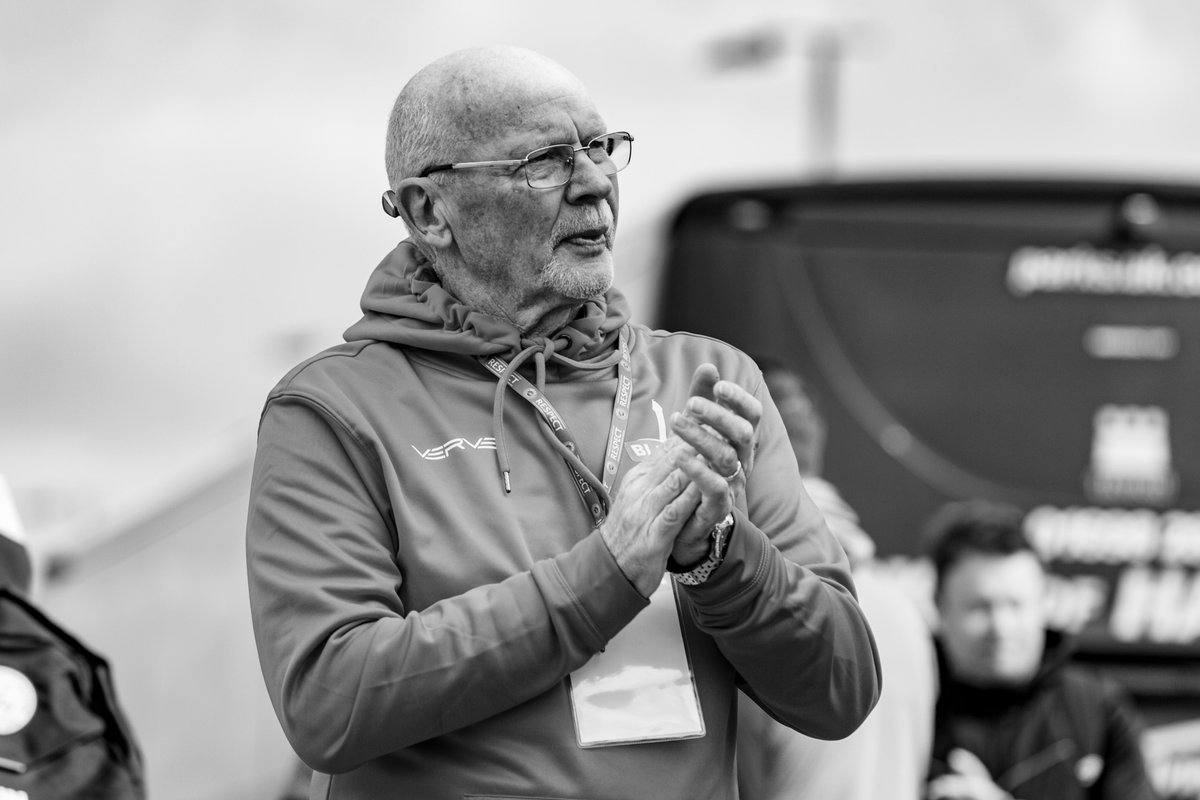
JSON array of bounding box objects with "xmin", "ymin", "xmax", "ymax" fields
[{"xmin": 921, "ymin": 499, "xmax": 1037, "ymax": 598}]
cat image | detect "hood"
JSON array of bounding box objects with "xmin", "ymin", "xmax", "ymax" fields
[
  {"xmin": 344, "ymin": 240, "xmax": 631, "ymax": 363},
  {"xmin": 343, "ymin": 240, "xmax": 633, "ymax": 499}
]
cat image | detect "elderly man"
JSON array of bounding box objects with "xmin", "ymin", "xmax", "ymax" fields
[{"xmin": 246, "ymin": 45, "xmax": 879, "ymax": 799}]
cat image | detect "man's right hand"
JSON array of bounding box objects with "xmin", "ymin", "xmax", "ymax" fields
[
  {"xmin": 599, "ymin": 438, "xmax": 702, "ymax": 597},
  {"xmin": 927, "ymin": 749, "xmax": 1015, "ymax": 800}
]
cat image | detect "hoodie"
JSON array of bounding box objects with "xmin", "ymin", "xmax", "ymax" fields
[{"xmin": 245, "ymin": 241, "xmax": 881, "ymax": 800}]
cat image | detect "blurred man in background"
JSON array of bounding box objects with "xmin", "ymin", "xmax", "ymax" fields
[
  {"xmin": 737, "ymin": 363, "xmax": 936, "ymax": 800},
  {"xmin": 0, "ymin": 474, "xmax": 145, "ymax": 797},
  {"xmin": 924, "ymin": 500, "xmax": 1158, "ymax": 800},
  {"xmin": 246, "ymin": 46, "xmax": 880, "ymax": 799}
]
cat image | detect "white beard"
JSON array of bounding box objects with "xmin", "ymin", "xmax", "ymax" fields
[{"xmin": 541, "ymin": 251, "xmax": 614, "ymax": 301}]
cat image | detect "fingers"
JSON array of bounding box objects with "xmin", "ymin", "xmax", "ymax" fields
[
  {"xmin": 677, "ymin": 365, "xmax": 762, "ymax": 474},
  {"xmin": 669, "ymin": 397, "xmax": 754, "ymax": 485},
  {"xmin": 628, "ymin": 451, "xmax": 693, "ymax": 527},
  {"xmin": 665, "ymin": 455, "xmax": 723, "ymax": 566},
  {"xmin": 927, "ymin": 775, "xmax": 998, "ymax": 800},
  {"xmin": 673, "ymin": 445, "xmax": 730, "ymax": 514},
  {"xmin": 947, "ymin": 749, "xmax": 993, "ymax": 781},
  {"xmin": 714, "ymin": 376, "xmax": 763, "ymax": 430},
  {"xmin": 669, "ymin": 411, "xmax": 734, "ymax": 473},
  {"xmin": 925, "ymin": 775, "xmax": 965, "ymax": 800},
  {"xmin": 926, "ymin": 749, "xmax": 1007, "ymax": 800},
  {"xmin": 647, "ymin": 465, "xmax": 703, "ymax": 545},
  {"xmin": 686, "ymin": 363, "xmax": 720, "ymax": 403},
  {"xmin": 660, "ymin": 436, "xmax": 733, "ymax": 570},
  {"xmin": 601, "ymin": 451, "xmax": 704, "ymax": 596},
  {"xmin": 661, "ymin": 479, "xmax": 702, "ymax": 528},
  {"xmin": 711, "ymin": 379, "xmax": 762, "ymax": 460}
]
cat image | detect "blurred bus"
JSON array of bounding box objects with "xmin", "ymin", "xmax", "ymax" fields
[{"xmin": 659, "ymin": 177, "xmax": 1200, "ymax": 800}]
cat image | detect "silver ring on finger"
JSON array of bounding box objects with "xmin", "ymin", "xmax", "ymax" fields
[{"xmin": 718, "ymin": 460, "xmax": 743, "ymax": 482}]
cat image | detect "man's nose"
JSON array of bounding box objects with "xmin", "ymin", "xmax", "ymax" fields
[
  {"xmin": 564, "ymin": 153, "xmax": 614, "ymax": 202},
  {"xmin": 988, "ymin": 605, "xmax": 1022, "ymax": 635}
]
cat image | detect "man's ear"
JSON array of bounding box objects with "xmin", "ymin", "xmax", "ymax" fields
[{"xmin": 395, "ymin": 179, "xmax": 453, "ymax": 250}]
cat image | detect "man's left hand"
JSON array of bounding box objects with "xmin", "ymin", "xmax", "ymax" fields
[{"xmin": 667, "ymin": 363, "xmax": 761, "ymax": 566}]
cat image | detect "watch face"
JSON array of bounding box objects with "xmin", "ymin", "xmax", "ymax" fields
[{"xmin": 712, "ymin": 515, "xmax": 734, "ymax": 556}]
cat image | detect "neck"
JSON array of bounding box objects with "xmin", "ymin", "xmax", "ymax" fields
[
  {"xmin": 520, "ymin": 303, "xmax": 584, "ymax": 339},
  {"xmin": 447, "ymin": 273, "xmax": 583, "ymax": 338},
  {"xmin": 429, "ymin": 257, "xmax": 589, "ymax": 340}
]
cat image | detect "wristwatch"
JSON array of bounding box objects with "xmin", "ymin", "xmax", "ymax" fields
[{"xmin": 671, "ymin": 513, "xmax": 735, "ymax": 586}]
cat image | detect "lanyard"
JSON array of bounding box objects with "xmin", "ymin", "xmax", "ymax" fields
[{"xmin": 479, "ymin": 328, "xmax": 633, "ymax": 527}]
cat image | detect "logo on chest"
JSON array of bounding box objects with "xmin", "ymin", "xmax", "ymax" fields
[
  {"xmin": 624, "ymin": 400, "xmax": 668, "ymax": 463},
  {"xmin": 412, "ymin": 436, "xmax": 498, "ymax": 460}
]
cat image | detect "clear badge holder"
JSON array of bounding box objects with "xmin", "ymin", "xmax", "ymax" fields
[{"xmin": 568, "ymin": 574, "xmax": 705, "ymax": 747}]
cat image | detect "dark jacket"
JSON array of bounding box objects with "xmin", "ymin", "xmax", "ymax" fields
[
  {"xmin": 930, "ymin": 630, "xmax": 1157, "ymax": 800},
  {"xmin": 0, "ymin": 535, "xmax": 145, "ymax": 797}
]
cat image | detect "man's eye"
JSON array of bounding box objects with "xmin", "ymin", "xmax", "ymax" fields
[{"xmin": 528, "ymin": 146, "xmax": 569, "ymax": 165}]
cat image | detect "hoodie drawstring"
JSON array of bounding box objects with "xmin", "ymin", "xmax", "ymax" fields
[
  {"xmin": 490, "ymin": 343, "xmax": 537, "ymax": 494},
  {"xmin": 482, "ymin": 334, "xmax": 625, "ymax": 500}
]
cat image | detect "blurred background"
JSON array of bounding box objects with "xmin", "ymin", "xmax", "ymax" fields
[{"xmin": 4, "ymin": 0, "xmax": 1200, "ymax": 797}]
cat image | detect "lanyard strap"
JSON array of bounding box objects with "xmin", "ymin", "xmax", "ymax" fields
[{"xmin": 480, "ymin": 328, "xmax": 633, "ymax": 527}]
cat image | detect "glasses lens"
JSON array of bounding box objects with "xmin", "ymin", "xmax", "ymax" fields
[
  {"xmin": 524, "ymin": 144, "xmax": 575, "ymax": 189},
  {"xmin": 586, "ymin": 133, "xmax": 632, "ymax": 175}
]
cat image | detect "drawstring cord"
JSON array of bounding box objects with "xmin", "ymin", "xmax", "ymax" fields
[
  {"xmin": 491, "ymin": 343, "xmax": 538, "ymax": 493},
  {"xmin": 488, "ymin": 336, "xmax": 624, "ymax": 494}
]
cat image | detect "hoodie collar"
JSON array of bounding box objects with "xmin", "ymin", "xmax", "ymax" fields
[
  {"xmin": 344, "ymin": 240, "xmax": 633, "ymax": 499},
  {"xmin": 343, "ymin": 240, "xmax": 630, "ymax": 363}
]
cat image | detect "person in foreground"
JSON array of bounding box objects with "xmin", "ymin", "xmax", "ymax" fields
[
  {"xmin": 245, "ymin": 45, "xmax": 880, "ymax": 799},
  {"xmin": 736, "ymin": 363, "xmax": 936, "ymax": 800},
  {"xmin": 924, "ymin": 500, "xmax": 1158, "ymax": 800}
]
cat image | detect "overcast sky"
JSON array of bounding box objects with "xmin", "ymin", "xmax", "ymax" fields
[{"xmin": 5, "ymin": 0, "xmax": 1200, "ymax": 533}]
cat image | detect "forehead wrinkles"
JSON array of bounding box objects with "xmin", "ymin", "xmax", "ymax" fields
[{"xmin": 440, "ymin": 71, "xmax": 595, "ymax": 155}]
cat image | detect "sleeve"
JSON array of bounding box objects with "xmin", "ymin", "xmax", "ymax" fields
[
  {"xmin": 676, "ymin": 375, "xmax": 882, "ymax": 741},
  {"xmin": 245, "ymin": 392, "xmax": 649, "ymax": 773},
  {"xmin": 1098, "ymin": 680, "xmax": 1160, "ymax": 800}
]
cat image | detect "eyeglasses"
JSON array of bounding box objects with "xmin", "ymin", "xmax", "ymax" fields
[{"xmin": 419, "ymin": 131, "xmax": 633, "ymax": 189}]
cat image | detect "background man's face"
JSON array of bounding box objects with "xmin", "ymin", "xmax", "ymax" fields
[{"xmin": 937, "ymin": 550, "xmax": 1047, "ymax": 687}]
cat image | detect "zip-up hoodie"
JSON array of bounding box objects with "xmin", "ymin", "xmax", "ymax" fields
[{"xmin": 246, "ymin": 241, "xmax": 881, "ymax": 800}]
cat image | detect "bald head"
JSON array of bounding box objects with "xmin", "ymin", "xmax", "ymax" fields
[{"xmin": 385, "ymin": 46, "xmax": 590, "ymax": 191}]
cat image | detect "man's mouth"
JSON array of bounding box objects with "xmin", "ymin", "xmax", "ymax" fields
[{"xmin": 560, "ymin": 226, "xmax": 610, "ymax": 248}]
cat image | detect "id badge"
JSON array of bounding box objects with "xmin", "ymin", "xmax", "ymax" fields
[{"xmin": 568, "ymin": 574, "xmax": 705, "ymax": 747}]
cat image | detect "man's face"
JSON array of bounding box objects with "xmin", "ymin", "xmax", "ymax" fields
[
  {"xmin": 438, "ymin": 86, "xmax": 619, "ymax": 325},
  {"xmin": 937, "ymin": 550, "xmax": 1047, "ymax": 687}
]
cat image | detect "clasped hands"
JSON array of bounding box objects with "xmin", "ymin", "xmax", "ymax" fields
[{"xmin": 600, "ymin": 364, "xmax": 761, "ymax": 597}]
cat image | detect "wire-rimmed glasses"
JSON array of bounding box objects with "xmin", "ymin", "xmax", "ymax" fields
[{"xmin": 419, "ymin": 131, "xmax": 633, "ymax": 189}]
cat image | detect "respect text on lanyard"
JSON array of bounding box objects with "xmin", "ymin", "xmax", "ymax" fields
[{"xmin": 479, "ymin": 328, "xmax": 632, "ymax": 528}]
